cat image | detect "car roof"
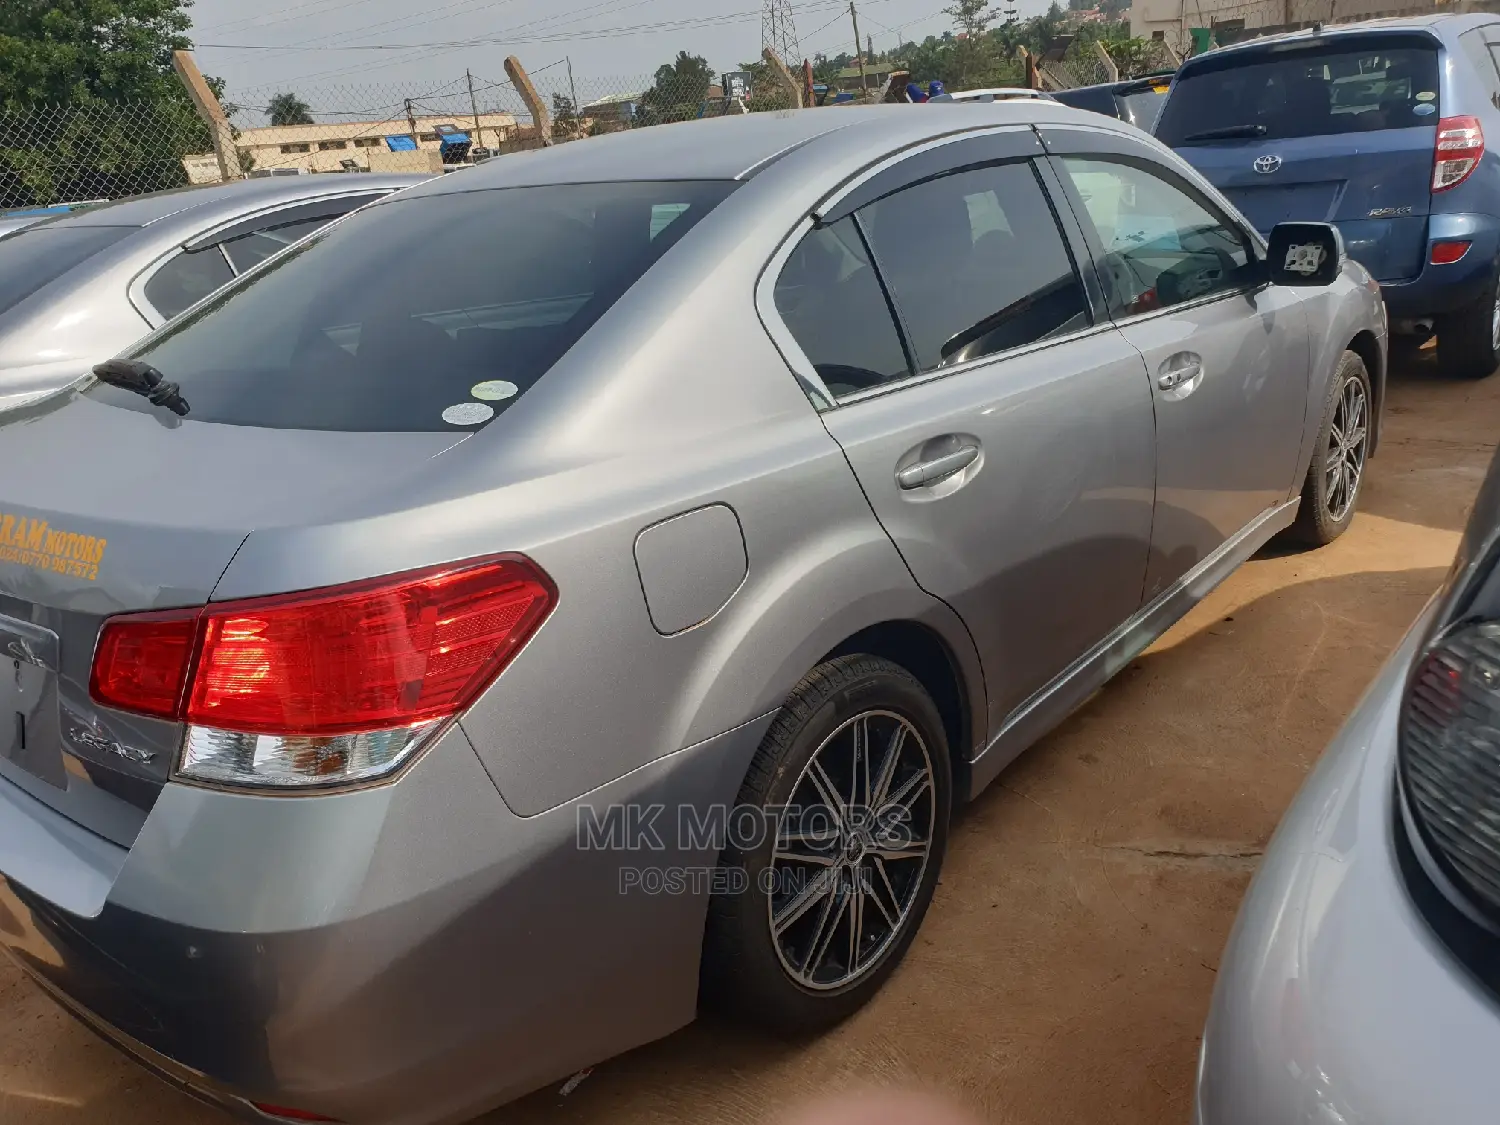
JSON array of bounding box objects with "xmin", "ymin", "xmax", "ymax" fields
[
  {"xmin": 1190, "ymin": 10, "xmax": 1499, "ymax": 63},
  {"xmin": 48, "ymin": 173, "xmax": 428, "ymax": 233},
  {"xmin": 945, "ymin": 87, "xmax": 1045, "ymax": 98},
  {"xmin": 391, "ymin": 103, "xmax": 1103, "ymax": 196}
]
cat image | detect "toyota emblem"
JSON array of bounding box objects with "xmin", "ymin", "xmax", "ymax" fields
[{"xmin": 1253, "ymin": 154, "xmax": 1283, "ymax": 174}]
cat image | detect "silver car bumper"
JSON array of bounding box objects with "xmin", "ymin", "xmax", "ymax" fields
[
  {"xmin": 0, "ymin": 715, "xmax": 772, "ymax": 1124},
  {"xmin": 1195, "ymin": 600, "xmax": 1500, "ymax": 1124}
]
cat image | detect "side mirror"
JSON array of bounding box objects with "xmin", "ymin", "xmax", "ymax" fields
[{"xmin": 1267, "ymin": 222, "xmax": 1345, "ymax": 287}]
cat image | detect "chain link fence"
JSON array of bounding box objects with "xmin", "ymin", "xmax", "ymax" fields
[
  {"xmin": 1, "ymin": 38, "xmax": 1185, "ymax": 211},
  {"xmin": 0, "ymin": 100, "xmax": 215, "ymax": 210}
]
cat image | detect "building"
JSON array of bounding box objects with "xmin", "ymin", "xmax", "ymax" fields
[
  {"xmin": 834, "ymin": 60, "xmax": 897, "ymax": 93},
  {"xmin": 228, "ymin": 112, "xmax": 519, "ymax": 176},
  {"xmin": 1130, "ymin": 0, "xmax": 1469, "ymax": 47},
  {"xmin": 581, "ymin": 90, "xmax": 647, "ymax": 126}
]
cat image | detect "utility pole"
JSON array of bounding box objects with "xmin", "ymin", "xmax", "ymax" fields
[
  {"xmin": 405, "ymin": 98, "xmax": 418, "ymax": 146},
  {"xmin": 567, "ymin": 56, "xmax": 579, "ymax": 119},
  {"xmin": 466, "ymin": 70, "xmax": 483, "ymax": 149},
  {"xmin": 850, "ymin": 2, "xmax": 868, "ymax": 96}
]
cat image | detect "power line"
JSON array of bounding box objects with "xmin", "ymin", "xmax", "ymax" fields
[{"xmin": 201, "ymin": 0, "xmax": 881, "ymax": 51}]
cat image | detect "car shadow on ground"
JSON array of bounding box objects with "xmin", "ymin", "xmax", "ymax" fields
[{"xmin": 460, "ymin": 560, "xmax": 1445, "ymax": 1125}]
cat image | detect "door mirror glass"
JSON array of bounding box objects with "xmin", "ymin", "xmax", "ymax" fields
[{"xmin": 1267, "ymin": 222, "xmax": 1344, "ymax": 286}]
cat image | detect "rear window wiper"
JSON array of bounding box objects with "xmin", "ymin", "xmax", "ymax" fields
[
  {"xmin": 92, "ymin": 359, "xmax": 190, "ymax": 416},
  {"xmin": 1181, "ymin": 124, "xmax": 1269, "ymax": 142}
]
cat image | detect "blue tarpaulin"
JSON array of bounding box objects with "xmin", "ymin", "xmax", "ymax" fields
[{"xmin": 385, "ymin": 135, "xmax": 418, "ymax": 152}]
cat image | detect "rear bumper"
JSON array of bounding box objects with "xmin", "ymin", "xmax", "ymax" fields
[
  {"xmin": 0, "ymin": 717, "xmax": 770, "ymax": 1125},
  {"xmin": 1194, "ymin": 602, "xmax": 1500, "ymax": 1124},
  {"xmin": 1379, "ymin": 212, "xmax": 1500, "ymax": 319}
]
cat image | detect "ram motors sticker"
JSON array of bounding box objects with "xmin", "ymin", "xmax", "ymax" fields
[{"xmin": 0, "ymin": 512, "xmax": 106, "ymax": 581}]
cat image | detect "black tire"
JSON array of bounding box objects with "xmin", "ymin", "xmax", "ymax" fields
[
  {"xmin": 1287, "ymin": 350, "xmax": 1372, "ymax": 547},
  {"xmin": 1437, "ymin": 262, "xmax": 1500, "ymax": 379},
  {"xmin": 701, "ymin": 654, "xmax": 952, "ymax": 1034}
]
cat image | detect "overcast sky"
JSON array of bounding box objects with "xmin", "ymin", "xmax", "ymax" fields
[{"xmin": 187, "ymin": 0, "xmax": 1052, "ymax": 116}]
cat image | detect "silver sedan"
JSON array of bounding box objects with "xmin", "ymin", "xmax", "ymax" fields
[
  {"xmin": 0, "ymin": 173, "xmax": 427, "ymax": 409},
  {"xmin": 0, "ymin": 103, "xmax": 1383, "ymax": 1124},
  {"xmin": 1195, "ymin": 446, "xmax": 1500, "ymax": 1125}
]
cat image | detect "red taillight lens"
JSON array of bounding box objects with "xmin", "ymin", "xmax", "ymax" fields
[
  {"xmin": 1431, "ymin": 240, "xmax": 1473, "ymax": 264},
  {"xmin": 90, "ymin": 609, "xmax": 199, "ymax": 720},
  {"xmin": 1434, "ymin": 115, "xmax": 1484, "ymax": 192},
  {"xmin": 90, "ymin": 554, "xmax": 554, "ymax": 746}
]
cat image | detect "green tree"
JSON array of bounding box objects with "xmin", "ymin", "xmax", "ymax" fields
[
  {"xmin": 0, "ymin": 0, "xmax": 208, "ymax": 110},
  {"xmin": 266, "ymin": 91, "xmax": 313, "ymax": 126},
  {"xmin": 641, "ymin": 51, "xmax": 714, "ymax": 124},
  {"xmin": 937, "ymin": 0, "xmax": 1018, "ymax": 90},
  {"xmin": 0, "ymin": 1, "xmax": 230, "ymax": 208},
  {"xmin": 551, "ymin": 92, "xmax": 578, "ymax": 138}
]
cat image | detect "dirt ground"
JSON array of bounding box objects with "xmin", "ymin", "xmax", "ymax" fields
[{"xmin": 1, "ymin": 346, "xmax": 1496, "ymax": 1125}]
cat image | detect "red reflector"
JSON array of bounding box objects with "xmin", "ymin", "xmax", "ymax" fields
[
  {"xmin": 89, "ymin": 555, "xmax": 555, "ymax": 736},
  {"xmin": 1431, "ymin": 240, "xmax": 1472, "ymax": 264},
  {"xmin": 250, "ymin": 1103, "xmax": 342, "ymax": 1122},
  {"xmin": 90, "ymin": 609, "xmax": 199, "ymax": 720}
]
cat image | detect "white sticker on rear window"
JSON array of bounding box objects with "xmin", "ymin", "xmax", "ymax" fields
[
  {"xmin": 441, "ymin": 402, "xmax": 494, "ymax": 426},
  {"xmin": 1416, "ymin": 90, "xmax": 1436, "ymax": 101},
  {"xmin": 1414, "ymin": 103, "xmax": 1436, "ymax": 116},
  {"xmin": 470, "ymin": 380, "xmax": 519, "ymax": 401}
]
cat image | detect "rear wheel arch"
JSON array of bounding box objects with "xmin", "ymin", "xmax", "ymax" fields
[{"xmin": 820, "ymin": 619, "xmax": 977, "ymax": 808}]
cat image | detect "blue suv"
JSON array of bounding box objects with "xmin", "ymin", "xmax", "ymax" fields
[{"xmin": 1156, "ymin": 15, "xmax": 1500, "ymax": 377}]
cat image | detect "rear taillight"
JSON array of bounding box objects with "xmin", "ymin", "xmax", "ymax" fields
[
  {"xmin": 90, "ymin": 555, "xmax": 555, "ymax": 789},
  {"xmin": 1433, "ymin": 115, "xmax": 1484, "ymax": 193}
]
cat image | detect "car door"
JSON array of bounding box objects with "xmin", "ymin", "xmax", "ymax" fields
[
  {"xmin": 1041, "ymin": 127, "xmax": 1311, "ymax": 601},
  {"xmin": 132, "ymin": 192, "xmax": 391, "ymax": 324},
  {"xmin": 765, "ymin": 129, "xmax": 1157, "ymax": 735}
]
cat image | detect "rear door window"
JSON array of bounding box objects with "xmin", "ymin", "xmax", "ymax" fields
[
  {"xmin": 92, "ymin": 181, "xmax": 736, "ymax": 431},
  {"xmin": 222, "ymin": 216, "xmax": 337, "ymax": 273},
  {"xmin": 858, "ymin": 161, "xmax": 1090, "ymax": 371},
  {"xmin": 142, "ymin": 247, "xmax": 235, "ymax": 320},
  {"xmin": 773, "ymin": 217, "xmax": 911, "ymax": 399},
  {"xmin": 0, "ymin": 225, "xmax": 133, "ymax": 316},
  {"xmin": 1156, "ymin": 38, "xmax": 1441, "ymax": 144}
]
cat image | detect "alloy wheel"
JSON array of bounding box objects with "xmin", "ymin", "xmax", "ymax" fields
[
  {"xmin": 767, "ymin": 710, "xmax": 936, "ymax": 991},
  {"xmin": 1324, "ymin": 374, "xmax": 1369, "ymax": 524}
]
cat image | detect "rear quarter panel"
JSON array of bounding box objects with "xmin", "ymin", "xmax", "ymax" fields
[{"xmin": 209, "ymin": 147, "xmax": 988, "ymax": 817}]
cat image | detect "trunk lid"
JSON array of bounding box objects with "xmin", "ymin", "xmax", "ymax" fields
[{"xmin": 0, "ymin": 392, "xmax": 464, "ymax": 847}]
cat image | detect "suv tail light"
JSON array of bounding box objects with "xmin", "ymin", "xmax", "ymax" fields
[
  {"xmin": 1433, "ymin": 115, "xmax": 1484, "ymax": 192},
  {"xmin": 90, "ymin": 555, "xmax": 555, "ymax": 789}
]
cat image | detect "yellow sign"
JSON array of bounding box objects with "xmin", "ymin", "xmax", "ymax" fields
[{"xmin": 0, "ymin": 512, "xmax": 106, "ymax": 582}]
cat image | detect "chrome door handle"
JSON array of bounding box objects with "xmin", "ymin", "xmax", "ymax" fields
[
  {"xmin": 1157, "ymin": 362, "xmax": 1202, "ymax": 390},
  {"xmin": 896, "ymin": 444, "xmax": 979, "ymax": 490}
]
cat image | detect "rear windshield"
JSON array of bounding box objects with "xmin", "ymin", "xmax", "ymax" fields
[
  {"xmin": 90, "ymin": 180, "xmax": 736, "ymax": 431},
  {"xmin": 0, "ymin": 225, "xmax": 133, "ymax": 316},
  {"xmin": 1121, "ymin": 87, "xmax": 1168, "ymax": 131},
  {"xmin": 1156, "ymin": 37, "xmax": 1440, "ymax": 145}
]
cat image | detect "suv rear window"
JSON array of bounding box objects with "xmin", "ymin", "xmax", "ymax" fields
[
  {"xmin": 91, "ymin": 181, "xmax": 735, "ymax": 431},
  {"xmin": 1156, "ymin": 37, "xmax": 1440, "ymax": 145},
  {"xmin": 0, "ymin": 225, "xmax": 133, "ymax": 317}
]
